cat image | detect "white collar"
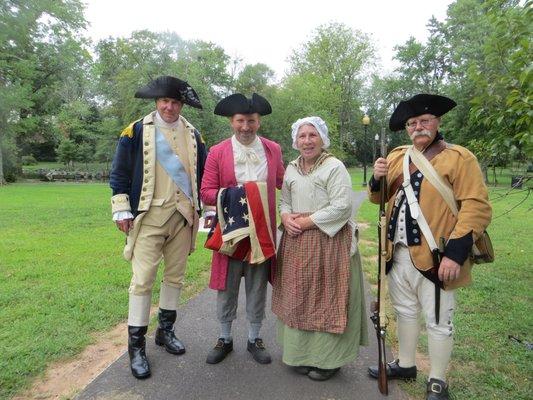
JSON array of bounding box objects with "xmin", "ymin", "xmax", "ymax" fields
[
  {"xmin": 154, "ymin": 112, "xmax": 181, "ymax": 129},
  {"xmin": 231, "ymin": 135, "xmax": 262, "ymax": 151}
]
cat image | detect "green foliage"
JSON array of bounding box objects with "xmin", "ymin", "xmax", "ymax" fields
[
  {"xmin": 76, "ymin": 142, "xmax": 93, "ymax": 168},
  {"xmin": 0, "ymin": 183, "xmax": 212, "ymax": 398},
  {"xmin": 234, "ymin": 63, "xmax": 275, "ymax": 95},
  {"xmin": 366, "ymin": 0, "xmax": 531, "ymax": 169},
  {"xmin": 21, "ymin": 154, "xmax": 37, "ymax": 165},
  {"xmin": 56, "ymin": 138, "xmax": 77, "ymax": 166},
  {"xmin": 288, "ymin": 22, "xmax": 375, "ymax": 158},
  {"xmin": 468, "ymin": 0, "xmax": 532, "ymax": 158},
  {"xmin": 0, "ymin": 135, "xmax": 20, "ymax": 182},
  {"xmin": 0, "ymin": 0, "xmax": 92, "ymax": 163}
]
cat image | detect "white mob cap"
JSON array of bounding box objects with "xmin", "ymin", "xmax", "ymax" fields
[{"xmin": 291, "ymin": 116, "xmax": 330, "ymax": 150}]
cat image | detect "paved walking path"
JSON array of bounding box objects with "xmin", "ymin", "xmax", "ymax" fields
[{"xmin": 76, "ymin": 192, "xmax": 407, "ymax": 400}]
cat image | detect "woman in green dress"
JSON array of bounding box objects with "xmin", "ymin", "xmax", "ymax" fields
[{"xmin": 272, "ymin": 116, "xmax": 368, "ymax": 381}]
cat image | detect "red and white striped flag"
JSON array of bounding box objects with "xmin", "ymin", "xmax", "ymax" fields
[{"xmin": 205, "ymin": 181, "xmax": 275, "ymax": 264}]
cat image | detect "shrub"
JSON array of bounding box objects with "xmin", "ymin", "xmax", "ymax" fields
[{"xmin": 21, "ymin": 154, "xmax": 38, "ymax": 165}]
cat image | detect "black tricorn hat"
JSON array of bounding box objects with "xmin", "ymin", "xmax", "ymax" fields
[
  {"xmin": 134, "ymin": 76, "xmax": 203, "ymax": 109},
  {"xmin": 389, "ymin": 94, "xmax": 456, "ymax": 131},
  {"xmin": 214, "ymin": 93, "xmax": 272, "ymax": 116}
]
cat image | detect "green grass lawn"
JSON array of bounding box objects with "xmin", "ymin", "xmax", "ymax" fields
[
  {"xmin": 0, "ymin": 183, "xmax": 212, "ymax": 399},
  {"xmin": 1, "ymin": 168, "xmax": 530, "ymax": 399},
  {"xmin": 355, "ymin": 184, "xmax": 532, "ymax": 400}
]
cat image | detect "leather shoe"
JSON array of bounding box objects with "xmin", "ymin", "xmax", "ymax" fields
[
  {"xmin": 292, "ymin": 365, "xmax": 313, "ymax": 375},
  {"xmin": 426, "ymin": 378, "xmax": 449, "ymax": 400},
  {"xmin": 155, "ymin": 309, "xmax": 186, "ymax": 355},
  {"xmin": 308, "ymin": 367, "xmax": 340, "ymax": 381},
  {"xmin": 206, "ymin": 338, "xmax": 233, "ymax": 364},
  {"xmin": 368, "ymin": 359, "xmax": 417, "ymax": 380},
  {"xmin": 247, "ymin": 338, "xmax": 272, "ymax": 364}
]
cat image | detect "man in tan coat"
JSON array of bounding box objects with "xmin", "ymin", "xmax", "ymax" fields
[
  {"xmin": 110, "ymin": 76, "xmax": 207, "ymax": 379},
  {"xmin": 367, "ymin": 94, "xmax": 491, "ymax": 400}
]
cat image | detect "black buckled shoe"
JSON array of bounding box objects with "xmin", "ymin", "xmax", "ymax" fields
[
  {"xmin": 155, "ymin": 309, "xmax": 185, "ymax": 355},
  {"xmin": 128, "ymin": 326, "xmax": 151, "ymax": 379},
  {"xmin": 308, "ymin": 367, "xmax": 340, "ymax": 381},
  {"xmin": 426, "ymin": 378, "xmax": 449, "ymax": 400},
  {"xmin": 368, "ymin": 359, "xmax": 417, "ymax": 380},
  {"xmin": 206, "ymin": 338, "xmax": 233, "ymax": 364},
  {"xmin": 247, "ymin": 338, "xmax": 272, "ymax": 364}
]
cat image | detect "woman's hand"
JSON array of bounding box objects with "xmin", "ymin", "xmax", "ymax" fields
[
  {"xmin": 294, "ymin": 216, "xmax": 317, "ymax": 231},
  {"xmin": 373, "ymin": 157, "xmax": 388, "ymax": 180},
  {"xmin": 281, "ymin": 213, "xmax": 302, "ymax": 236}
]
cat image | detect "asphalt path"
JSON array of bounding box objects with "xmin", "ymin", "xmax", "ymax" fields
[{"xmin": 76, "ymin": 192, "xmax": 407, "ymax": 400}]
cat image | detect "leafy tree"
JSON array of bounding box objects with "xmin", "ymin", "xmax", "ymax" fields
[
  {"xmin": 0, "ymin": 0, "xmax": 91, "ymax": 177},
  {"xmin": 76, "ymin": 142, "xmax": 93, "ymax": 169},
  {"xmin": 235, "ymin": 63, "xmax": 275, "ymax": 95},
  {"xmin": 56, "ymin": 138, "xmax": 77, "ymax": 167},
  {"xmin": 280, "ymin": 22, "xmax": 376, "ymax": 160}
]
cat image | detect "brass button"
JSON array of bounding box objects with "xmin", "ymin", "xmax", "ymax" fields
[
  {"xmin": 144, "ymin": 142, "xmax": 149, "ymax": 146},
  {"xmin": 144, "ymin": 170, "xmax": 149, "ymax": 174},
  {"xmin": 141, "ymin": 196, "xmax": 145, "ymax": 200},
  {"xmin": 144, "ymin": 151, "xmax": 148, "ymax": 155},
  {"xmin": 144, "ymin": 179, "xmax": 149, "ymax": 183},
  {"xmin": 142, "ymin": 187, "xmax": 147, "ymax": 191},
  {"xmin": 144, "ymin": 160, "xmax": 148, "ymax": 164}
]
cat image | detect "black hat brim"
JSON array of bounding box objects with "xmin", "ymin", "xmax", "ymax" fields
[
  {"xmin": 214, "ymin": 93, "xmax": 272, "ymax": 116},
  {"xmin": 134, "ymin": 76, "xmax": 203, "ymax": 109},
  {"xmin": 389, "ymin": 94, "xmax": 456, "ymax": 131}
]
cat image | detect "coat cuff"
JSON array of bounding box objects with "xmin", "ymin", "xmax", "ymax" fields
[
  {"xmin": 111, "ymin": 194, "xmax": 131, "ymax": 214},
  {"xmin": 444, "ymin": 232, "xmax": 473, "ymax": 265},
  {"xmin": 368, "ymin": 176, "xmax": 380, "ymax": 192}
]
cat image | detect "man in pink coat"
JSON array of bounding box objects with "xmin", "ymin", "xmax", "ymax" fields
[{"xmin": 201, "ymin": 93, "xmax": 284, "ymax": 365}]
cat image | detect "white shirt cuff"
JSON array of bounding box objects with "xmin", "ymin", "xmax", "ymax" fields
[{"xmin": 112, "ymin": 211, "xmax": 134, "ymax": 221}]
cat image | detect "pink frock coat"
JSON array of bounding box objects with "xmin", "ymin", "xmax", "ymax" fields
[{"xmin": 200, "ymin": 136, "xmax": 285, "ymax": 290}]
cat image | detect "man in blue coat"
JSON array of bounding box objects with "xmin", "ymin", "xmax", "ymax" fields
[{"xmin": 110, "ymin": 76, "xmax": 206, "ymax": 379}]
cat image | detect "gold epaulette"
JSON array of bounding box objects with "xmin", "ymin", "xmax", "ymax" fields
[{"xmin": 120, "ymin": 119, "xmax": 141, "ymax": 138}]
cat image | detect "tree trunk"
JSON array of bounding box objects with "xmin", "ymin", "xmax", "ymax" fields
[{"xmin": 0, "ymin": 136, "xmax": 5, "ymax": 185}]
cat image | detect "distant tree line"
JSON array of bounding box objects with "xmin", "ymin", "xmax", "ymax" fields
[{"xmin": 0, "ymin": 0, "xmax": 530, "ymax": 183}]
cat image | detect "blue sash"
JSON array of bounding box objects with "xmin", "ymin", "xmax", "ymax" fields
[{"xmin": 155, "ymin": 127, "xmax": 192, "ymax": 200}]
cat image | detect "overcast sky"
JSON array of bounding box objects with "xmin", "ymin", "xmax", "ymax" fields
[{"xmin": 83, "ymin": 0, "xmax": 453, "ymax": 80}]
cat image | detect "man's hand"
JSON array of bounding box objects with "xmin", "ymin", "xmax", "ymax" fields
[
  {"xmin": 281, "ymin": 213, "xmax": 302, "ymax": 237},
  {"xmin": 373, "ymin": 157, "xmax": 388, "ymax": 180},
  {"xmin": 116, "ymin": 218, "xmax": 134, "ymax": 233},
  {"xmin": 438, "ymin": 256, "xmax": 460, "ymax": 282}
]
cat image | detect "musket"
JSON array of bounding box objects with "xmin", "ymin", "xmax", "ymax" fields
[{"xmin": 370, "ymin": 128, "xmax": 389, "ymax": 395}]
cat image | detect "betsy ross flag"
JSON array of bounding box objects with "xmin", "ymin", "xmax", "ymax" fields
[{"xmin": 204, "ymin": 181, "xmax": 275, "ymax": 264}]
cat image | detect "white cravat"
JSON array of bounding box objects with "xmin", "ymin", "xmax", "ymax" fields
[
  {"xmin": 154, "ymin": 112, "xmax": 180, "ymax": 129},
  {"xmin": 232, "ymin": 135, "xmax": 267, "ymax": 183}
]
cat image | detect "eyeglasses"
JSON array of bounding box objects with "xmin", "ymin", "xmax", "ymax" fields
[{"xmin": 405, "ymin": 117, "xmax": 438, "ymax": 129}]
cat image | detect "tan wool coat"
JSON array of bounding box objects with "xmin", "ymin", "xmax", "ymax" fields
[{"xmin": 368, "ymin": 143, "xmax": 492, "ymax": 290}]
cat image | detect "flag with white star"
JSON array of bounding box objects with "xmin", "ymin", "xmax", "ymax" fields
[{"xmin": 205, "ymin": 182, "xmax": 275, "ymax": 264}]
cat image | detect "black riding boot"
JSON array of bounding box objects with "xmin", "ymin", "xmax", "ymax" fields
[
  {"xmin": 128, "ymin": 325, "xmax": 151, "ymax": 379},
  {"xmin": 155, "ymin": 308, "xmax": 185, "ymax": 355}
]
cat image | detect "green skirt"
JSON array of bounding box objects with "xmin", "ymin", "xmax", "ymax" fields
[{"xmin": 276, "ymin": 252, "xmax": 369, "ymax": 369}]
